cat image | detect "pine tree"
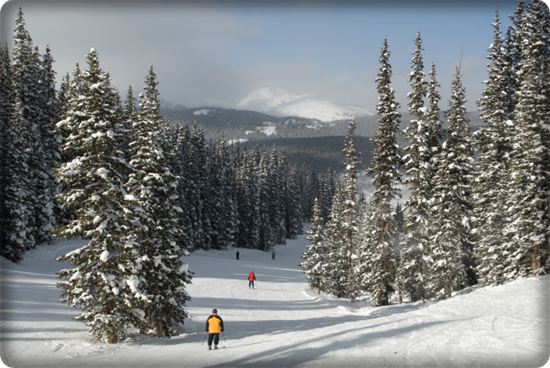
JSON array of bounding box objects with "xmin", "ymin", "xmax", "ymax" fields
[
  {"xmin": 172, "ymin": 125, "xmax": 199, "ymax": 250},
  {"xmin": 0, "ymin": 46, "xmax": 13, "ymax": 253},
  {"xmin": 121, "ymin": 85, "xmax": 137, "ymax": 160},
  {"xmin": 430, "ymin": 67, "xmax": 474, "ymax": 298},
  {"xmin": 124, "ymin": 67, "xmax": 191, "ymax": 337},
  {"xmin": 426, "ymin": 63, "xmax": 443, "ymax": 156},
  {"xmin": 235, "ymin": 150, "xmax": 260, "ymax": 249},
  {"xmin": 324, "ymin": 184, "xmax": 348, "ymax": 297},
  {"xmin": 214, "ymin": 140, "xmax": 238, "ymax": 247},
  {"xmin": 268, "ymin": 150, "xmax": 286, "ymax": 245},
  {"xmin": 34, "ymin": 45, "xmax": 60, "ymax": 244},
  {"xmin": 301, "ymin": 198, "xmax": 329, "ymax": 292},
  {"xmin": 540, "ymin": 0, "xmax": 550, "ymax": 272},
  {"xmin": 56, "ymin": 63, "xmax": 84, "ymax": 164},
  {"xmin": 3, "ymin": 8, "xmax": 37, "ymax": 260},
  {"xmin": 506, "ymin": 0, "xmax": 527, "ymax": 110},
  {"xmin": 323, "ymin": 121, "xmax": 360, "ymax": 302},
  {"xmin": 56, "ymin": 49, "xmax": 136, "ymax": 343},
  {"xmin": 473, "ymin": 11, "xmax": 514, "ymax": 285},
  {"xmin": 57, "ymin": 72, "xmax": 70, "ymax": 118},
  {"xmin": 361, "ymin": 39, "xmax": 401, "ymax": 306},
  {"xmin": 400, "ymin": 33, "xmax": 433, "ymax": 301},
  {"xmin": 318, "ymin": 170, "xmax": 336, "ymax": 224},
  {"xmin": 257, "ymin": 151, "xmax": 274, "ymax": 250},
  {"xmin": 503, "ymin": 0, "xmax": 549, "ymax": 278},
  {"xmin": 284, "ymin": 163, "xmax": 304, "ymax": 239}
]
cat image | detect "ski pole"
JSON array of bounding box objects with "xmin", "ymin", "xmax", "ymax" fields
[
  {"xmin": 221, "ymin": 333, "xmax": 226, "ymax": 348},
  {"xmin": 201, "ymin": 333, "xmax": 207, "ymax": 345}
]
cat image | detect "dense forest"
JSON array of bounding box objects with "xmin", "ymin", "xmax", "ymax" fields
[{"xmin": 302, "ymin": 0, "xmax": 550, "ymax": 304}]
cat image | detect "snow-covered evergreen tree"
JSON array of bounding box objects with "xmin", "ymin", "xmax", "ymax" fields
[
  {"xmin": 235, "ymin": 151, "xmax": 261, "ymax": 249},
  {"xmin": 400, "ymin": 33, "xmax": 433, "ymax": 301},
  {"xmin": 361, "ymin": 39, "xmax": 401, "ymax": 306},
  {"xmin": 268, "ymin": 150, "xmax": 287, "ymax": 245},
  {"xmin": 324, "ymin": 184, "xmax": 348, "ymax": 297},
  {"xmin": 56, "ymin": 49, "xmax": 136, "ymax": 343},
  {"xmin": 214, "ymin": 140, "xmax": 239, "ymax": 247},
  {"xmin": 323, "ymin": 122, "xmax": 360, "ymax": 302},
  {"xmin": 121, "ymin": 85, "xmax": 137, "ymax": 161},
  {"xmin": 301, "ymin": 198, "xmax": 329, "ymax": 292},
  {"xmin": 430, "ymin": 68, "xmax": 474, "ymax": 298},
  {"xmin": 503, "ymin": 0, "xmax": 550, "ymax": 277},
  {"xmin": 34, "ymin": 45, "xmax": 60, "ymax": 244},
  {"xmin": 124, "ymin": 67, "xmax": 191, "ymax": 337},
  {"xmin": 3, "ymin": 8, "xmax": 37, "ymax": 260},
  {"xmin": 57, "ymin": 72, "xmax": 70, "ymax": 118},
  {"xmin": 426, "ymin": 63, "xmax": 442, "ymax": 156},
  {"xmin": 257, "ymin": 152, "xmax": 274, "ymax": 250},
  {"xmin": 284, "ymin": 163, "xmax": 304, "ymax": 239},
  {"xmin": 473, "ymin": 11, "xmax": 514, "ymax": 286},
  {"xmin": 318, "ymin": 170, "xmax": 336, "ymax": 224},
  {"xmin": 506, "ymin": 0, "xmax": 527, "ymax": 111},
  {"xmin": 0, "ymin": 46, "xmax": 13, "ymax": 254}
]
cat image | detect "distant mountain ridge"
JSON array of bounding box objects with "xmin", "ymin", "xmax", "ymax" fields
[{"xmin": 237, "ymin": 87, "xmax": 372, "ymax": 122}]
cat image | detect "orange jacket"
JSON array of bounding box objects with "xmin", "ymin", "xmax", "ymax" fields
[
  {"xmin": 206, "ymin": 314, "xmax": 224, "ymax": 334},
  {"xmin": 248, "ymin": 272, "xmax": 256, "ymax": 281}
]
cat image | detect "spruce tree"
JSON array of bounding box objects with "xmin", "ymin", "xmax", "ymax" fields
[
  {"xmin": 124, "ymin": 67, "xmax": 191, "ymax": 337},
  {"xmin": 323, "ymin": 122, "xmax": 360, "ymax": 302},
  {"xmin": 57, "ymin": 73, "xmax": 70, "ymax": 118},
  {"xmin": 324, "ymin": 184, "xmax": 348, "ymax": 297},
  {"xmin": 503, "ymin": 0, "xmax": 549, "ymax": 277},
  {"xmin": 400, "ymin": 33, "xmax": 433, "ymax": 301},
  {"xmin": 56, "ymin": 49, "xmax": 136, "ymax": 343},
  {"xmin": 0, "ymin": 46, "xmax": 13, "ymax": 254},
  {"xmin": 430, "ymin": 68, "xmax": 474, "ymax": 298},
  {"xmin": 474, "ymin": 11, "xmax": 514, "ymax": 285},
  {"xmin": 301, "ymin": 198, "xmax": 329, "ymax": 292},
  {"xmin": 3, "ymin": 8, "xmax": 37, "ymax": 260},
  {"xmin": 34, "ymin": 45, "xmax": 60, "ymax": 244},
  {"xmin": 257, "ymin": 152, "xmax": 274, "ymax": 250},
  {"xmin": 318, "ymin": 170, "xmax": 336, "ymax": 223},
  {"xmin": 426, "ymin": 63, "xmax": 442, "ymax": 155},
  {"xmin": 362, "ymin": 39, "xmax": 401, "ymax": 306},
  {"xmin": 284, "ymin": 163, "xmax": 304, "ymax": 239}
]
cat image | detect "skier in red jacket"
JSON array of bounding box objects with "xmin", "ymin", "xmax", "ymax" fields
[{"xmin": 248, "ymin": 271, "xmax": 256, "ymax": 289}]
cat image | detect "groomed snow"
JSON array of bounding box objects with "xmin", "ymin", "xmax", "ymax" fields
[{"xmin": 0, "ymin": 236, "xmax": 548, "ymax": 368}]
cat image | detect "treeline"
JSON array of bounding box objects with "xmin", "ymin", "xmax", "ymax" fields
[
  {"xmin": 302, "ymin": 0, "xmax": 550, "ymax": 305},
  {"xmin": 242, "ymin": 136, "xmax": 374, "ymax": 171},
  {"xmin": 167, "ymin": 125, "xmax": 337, "ymax": 251}
]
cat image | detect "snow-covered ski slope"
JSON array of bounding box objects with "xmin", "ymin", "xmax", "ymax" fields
[{"xmin": 1, "ymin": 236, "xmax": 549, "ymax": 368}]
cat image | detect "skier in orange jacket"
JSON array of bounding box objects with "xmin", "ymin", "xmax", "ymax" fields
[{"xmin": 206, "ymin": 309, "xmax": 224, "ymax": 350}]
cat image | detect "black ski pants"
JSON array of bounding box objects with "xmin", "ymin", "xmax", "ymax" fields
[{"xmin": 208, "ymin": 333, "xmax": 220, "ymax": 347}]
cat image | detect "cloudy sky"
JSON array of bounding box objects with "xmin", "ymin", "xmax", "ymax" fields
[{"xmin": 1, "ymin": 0, "xmax": 515, "ymax": 111}]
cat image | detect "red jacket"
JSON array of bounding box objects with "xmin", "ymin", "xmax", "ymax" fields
[{"xmin": 248, "ymin": 272, "xmax": 256, "ymax": 281}]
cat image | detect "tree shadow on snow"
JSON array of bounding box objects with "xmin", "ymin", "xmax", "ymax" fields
[
  {"xmin": 205, "ymin": 317, "xmax": 477, "ymax": 368},
  {"xmin": 189, "ymin": 296, "xmax": 335, "ymax": 312}
]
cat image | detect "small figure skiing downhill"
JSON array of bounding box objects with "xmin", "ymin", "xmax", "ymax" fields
[
  {"xmin": 271, "ymin": 249, "xmax": 276, "ymax": 260},
  {"xmin": 248, "ymin": 271, "xmax": 256, "ymax": 289},
  {"xmin": 205, "ymin": 309, "xmax": 224, "ymax": 350}
]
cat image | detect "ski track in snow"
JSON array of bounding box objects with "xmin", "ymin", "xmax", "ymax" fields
[{"xmin": 1, "ymin": 236, "xmax": 549, "ymax": 368}]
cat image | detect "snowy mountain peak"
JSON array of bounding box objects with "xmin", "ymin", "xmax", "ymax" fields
[{"xmin": 237, "ymin": 87, "xmax": 372, "ymax": 122}]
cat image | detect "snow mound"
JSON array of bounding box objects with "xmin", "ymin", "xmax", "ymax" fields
[{"xmin": 238, "ymin": 87, "xmax": 372, "ymax": 122}]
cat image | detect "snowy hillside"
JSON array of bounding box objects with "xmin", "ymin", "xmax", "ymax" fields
[
  {"xmin": 238, "ymin": 87, "xmax": 372, "ymax": 122},
  {"xmin": 1, "ymin": 236, "xmax": 548, "ymax": 368}
]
